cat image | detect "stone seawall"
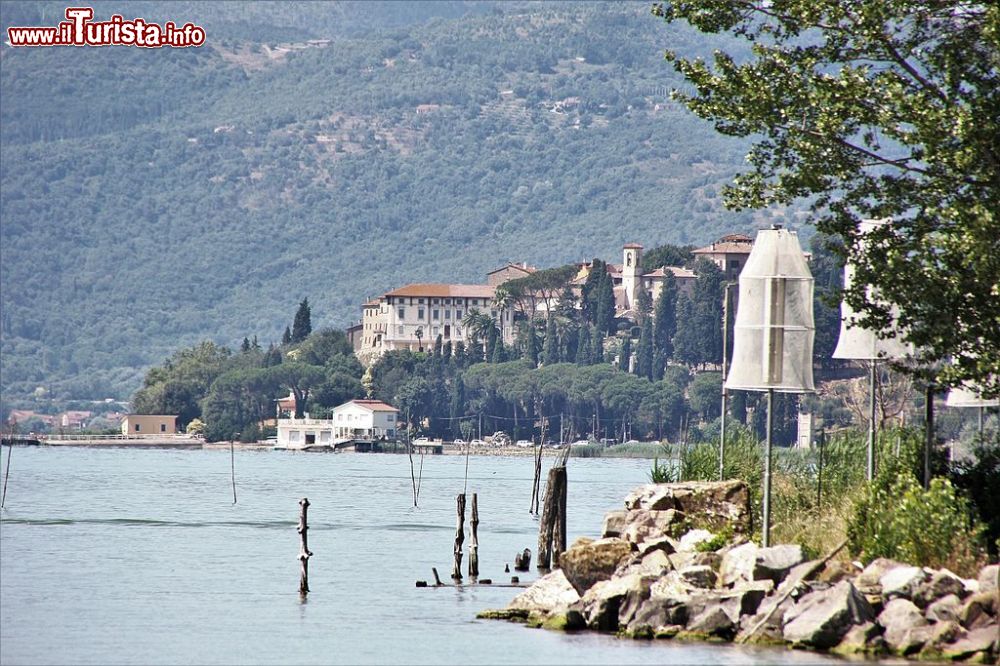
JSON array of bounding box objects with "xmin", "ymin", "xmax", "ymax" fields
[{"xmin": 480, "ymin": 481, "xmax": 999, "ymax": 662}]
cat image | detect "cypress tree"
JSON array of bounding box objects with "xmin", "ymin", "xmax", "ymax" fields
[
  {"xmin": 618, "ymin": 336, "xmax": 632, "ymax": 372},
  {"xmin": 542, "ymin": 315, "xmax": 558, "ymax": 366},
  {"xmin": 581, "ymin": 259, "xmax": 604, "ymax": 324},
  {"xmin": 282, "ymin": 326, "xmax": 292, "ymax": 345},
  {"xmin": 576, "ymin": 325, "xmax": 592, "ymax": 365},
  {"xmin": 291, "ymin": 298, "xmax": 312, "ymax": 343},
  {"xmin": 485, "ymin": 326, "xmax": 498, "ymax": 362},
  {"xmin": 673, "ymin": 293, "xmax": 699, "ymax": 367},
  {"xmin": 653, "ymin": 272, "xmax": 678, "ymax": 360},
  {"xmin": 454, "ymin": 341, "xmax": 466, "ymax": 367},
  {"xmin": 636, "ymin": 317, "xmax": 653, "ymax": 379},
  {"xmin": 595, "ymin": 271, "xmax": 615, "ymax": 335},
  {"xmin": 241, "ymin": 337, "xmax": 251, "ymax": 353},
  {"xmin": 443, "ymin": 341, "xmax": 452, "ymax": 362},
  {"xmin": 635, "ymin": 283, "xmax": 653, "ymax": 325},
  {"xmin": 526, "ymin": 321, "xmax": 539, "ymax": 367},
  {"xmin": 652, "ymin": 348, "xmax": 666, "ymax": 380},
  {"xmin": 491, "ymin": 339, "xmax": 506, "ymax": 364},
  {"xmin": 593, "ymin": 332, "xmax": 604, "ymax": 363},
  {"xmin": 434, "ymin": 334, "xmax": 443, "ymax": 358}
]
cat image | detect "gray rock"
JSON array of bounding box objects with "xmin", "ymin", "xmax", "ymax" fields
[
  {"xmin": 559, "ymin": 537, "xmax": 633, "ymax": 596},
  {"xmin": 782, "ymin": 580, "xmax": 875, "ymax": 649},
  {"xmin": 719, "ymin": 542, "xmax": 758, "ymax": 587},
  {"xmin": 959, "ymin": 591, "xmax": 998, "ymax": 630},
  {"xmin": 925, "ymin": 593, "xmax": 962, "ymax": 624},
  {"xmin": 577, "ymin": 573, "xmax": 654, "ymax": 632},
  {"xmin": 636, "ymin": 535, "xmax": 676, "ymax": 557},
  {"xmin": 679, "ymin": 565, "xmax": 718, "ymax": 589},
  {"xmin": 615, "ymin": 548, "xmax": 673, "ymax": 578},
  {"xmin": 832, "ymin": 621, "xmax": 884, "ymax": 655},
  {"xmin": 879, "ymin": 565, "xmax": 928, "ymax": 601},
  {"xmin": 621, "ymin": 509, "xmax": 686, "ymax": 546},
  {"xmin": 856, "ymin": 557, "xmax": 905, "ymax": 594},
  {"xmin": 977, "ymin": 564, "xmax": 998, "ymax": 595},
  {"xmin": 913, "ymin": 568, "xmax": 968, "ymax": 608},
  {"xmin": 626, "ymin": 596, "xmax": 688, "ymax": 633},
  {"xmin": 940, "ymin": 625, "xmax": 999, "ymax": 660},
  {"xmin": 687, "ymin": 605, "xmax": 737, "ymax": 638},
  {"xmin": 755, "ymin": 544, "xmax": 805, "ymax": 585},
  {"xmin": 879, "ymin": 598, "xmax": 929, "ymax": 654},
  {"xmin": 677, "ymin": 529, "xmax": 716, "ymax": 552},
  {"xmin": 508, "ymin": 569, "xmax": 581, "ymax": 616},
  {"xmin": 622, "ymin": 480, "xmax": 751, "ymax": 534},
  {"xmin": 601, "ymin": 510, "xmax": 628, "ymax": 538}
]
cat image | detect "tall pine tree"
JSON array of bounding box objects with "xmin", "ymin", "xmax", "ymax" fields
[
  {"xmin": 576, "ymin": 325, "xmax": 593, "ymax": 365},
  {"xmin": 291, "ymin": 298, "xmax": 312, "ymax": 343},
  {"xmin": 595, "ymin": 271, "xmax": 615, "ymax": 335},
  {"xmin": 636, "ymin": 317, "xmax": 654, "ymax": 379},
  {"xmin": 653, "ymin": 272, "xmax": 678, "ymax": 360},
  {"xmin": 673, "ymin": 293, "xmax": 700, "ymax": 367},
  {"xmin": 525, "ymin": 321, "xmax": 539, "ymax": 367},
  {"xmin": 542, "ymin": 315, "xmax": 559, "ymax": 366},
  {"xmin": 635, "ymin": 283, "xmax": 653, "ymax": 325},
  {"xmin": 618, "ymin": 336, "xmax": 632, "ymax": 372}
]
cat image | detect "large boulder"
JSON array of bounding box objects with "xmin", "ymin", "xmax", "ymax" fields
[
  {"xmin": 879, "ymin": 598, "xmax": 930, "ymax": 655},
  {"xmin": 719, "ymin": 542, "xmax": 804, "ymax": 588},
  {"xmin": 977, "ymin": 564, "xmax": 998, "ymax": 595},
  {"xmin": 678, "ymin": 565, "xmax": 718, "ymax": 589},
  {"xmin": 855, "ymin": 557, "xmax": 905, "ymax": 595},
  {"xmin": 576, "ymin": 573, "xmax": 654, "ymax": 632},
  {"xmin": 925, "ymin": 593, "xmax": 962, "ymax": 624},
  {"xmin": 621, "ymin": 509, "xmax": 686, "ymax": 546},
  {"xmin": 559, "ymin": 537, "xmax": 633, "ymax": 596},
  {"xmin": 686, "ymin": 605, "xmax": 736, "ymax": 638},
  {"xmin": 782, "ymin": 580, "xmax": 875, "ymax": 649},
  {"xmin": 601, "ymin": 510, "xmax": 628, "ymax": 539},
  {"xmin": 508, "ymin": 569, "xmax": 581, "ymax": 616},
  {"xmin": 912, "ymin": 568, "xmax": 968, "ymax": 608},
  {"xmin": 879, "ymin": 565, "xmax": 928, "ymax": 602},
  {"xmin": 622, "ymin": 480, "xmax": 751, "ymax": 534},
  {"xmin": 939, "ymin": 625, "xmax": 1000, "ymax": 661},
  {"xmin": 959, "ymin": 591, "xmax": 998, "ymax": 630}
]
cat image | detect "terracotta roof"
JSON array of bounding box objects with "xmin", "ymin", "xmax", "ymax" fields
[
  {"xmin": 486, "ymin": 263, "xmax": 537, "ymax": 276},
  {"xmin": 693, "ymin": 239, "xmax": 754, "ymax": 255},
  {"xmin": 385, "ymin": 284, "xmax": 496, "ymax": 299},
  {"xmin": 363, "ymin": 298, "xmax": 382, "ymax": 307},
  {"xmin": 643, "ymin": 266, "xmax": 697, "ymax": 279},
  {"xmin": 348, "ymin": 400, "xmax": 399, "ymax": 413},
  {"xmin": 623, "ymin": 243, "xmax": 644, "ymax": 249}
]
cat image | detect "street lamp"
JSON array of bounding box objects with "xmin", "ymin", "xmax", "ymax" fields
[
  {"xmin": 725, "ymin": 226, "xmax": 815, "ymax": 547},
  {"xmin": 832, "ymin": 219, "xmax": 910, "ymax": 481}
]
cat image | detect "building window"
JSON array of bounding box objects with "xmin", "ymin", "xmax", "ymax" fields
[
  {"xmin": 386, "ymin": 414, "xmax": 394, "ymax": 422},
  {"xmin": 432, "ymin": 298, "xmax": 439, "ymax": 304},
  {"xmin": 444, "ymin": 310, "xmax": 451, "ymax": 320},
  {"xmin": 443, "ymin": 299, "xmax": 450, "ymax": 305},
  {"xmin": 135, "ymin": 424, "xmax": 140, "ymax": 432},
  {"xmin": 397, "ymin": 325, "xmax": 403, "ymax": 335},
  {"xmin": 418, "ymin": 308, "xmax": 425, "ymax": 319},
  {"xmin": 398, "ymin": 307, "xmax": 405, "ymax": 320},
  {"xmin": 457, "ymin": 309, "xmax": 463, "ymax": 319},
  {"xmin": 418, "ymin": 298, "xmax": 425, "ymax": 304},
  {"xmin": 433, "ymin": 309, "xmax": 439, "ymax": 320},
  {"xmin": 433, "ymin": 327, "xmax": 439, "ymax": 336},
  {"xmin": 160, "ymin": 424, "xmax": 167, "ymax": 433}
]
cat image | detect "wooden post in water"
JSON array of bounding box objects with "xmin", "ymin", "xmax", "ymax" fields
[
  {"xmin": 297, "ymin": 497, "xmax": 313, "ymax": 595},
  {"xmin": 553, "ymin": 467, "xmax": 567, "ymax": 566},
  {"xmin": 230, "ymin": 438, "xmax": 237, "ymax": 504},
  {"xmin": 451, "ymin": 493, "xmax": 466, "ymax": 582},
  {"xmin": 1, "ymin": 421, "xmax": 13, "ymax": 509},
  {"xmin": 468, "ymin": 493, "xmax": 479, "ymax": 580},
  {"xmin": 537, "ymin": 467, "xmax": 558, "ymax": 569}
]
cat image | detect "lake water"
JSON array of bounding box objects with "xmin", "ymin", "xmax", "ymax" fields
[{"xmin": 0, "ymin": 447, "xmax": 841, "ymax": 664}]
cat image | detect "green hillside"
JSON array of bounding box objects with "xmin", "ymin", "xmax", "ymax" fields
[{"xmin": 0, "ymin": 1, "xmax": 805, "ymax": 404}]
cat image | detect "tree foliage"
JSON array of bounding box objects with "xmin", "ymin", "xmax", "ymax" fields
[{"xmin": 654, "ymin": 0, "xmax": 1000, "ymax": 393}]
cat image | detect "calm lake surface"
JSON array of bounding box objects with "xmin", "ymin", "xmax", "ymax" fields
[{"xmin": 0, "ymin": 447, "xmax": 842, "ymax": 665}]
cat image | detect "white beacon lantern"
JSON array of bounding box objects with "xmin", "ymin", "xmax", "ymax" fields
[{"xmin": 725, "ymin": 226, "xmax": 815, "ymax": 546}]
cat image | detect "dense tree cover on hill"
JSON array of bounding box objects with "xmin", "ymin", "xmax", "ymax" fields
[{"xmin": 1, "ymin": 1, "xmax": 810, "ymax": 409}]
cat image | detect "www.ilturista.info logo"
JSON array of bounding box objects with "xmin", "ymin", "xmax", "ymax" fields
[{"xmin": 7, "ymin": 7, "xmax": 206, "ymax": 47}]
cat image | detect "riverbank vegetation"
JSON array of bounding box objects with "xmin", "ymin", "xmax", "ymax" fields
[{"xmin": 657, "ymin": 426, "xmax": 1000, "ymax": 572}]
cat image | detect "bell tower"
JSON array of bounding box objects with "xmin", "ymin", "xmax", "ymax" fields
[{"xmin": 623, "ymin": 243, "xmax": 643, "ymax": 310}]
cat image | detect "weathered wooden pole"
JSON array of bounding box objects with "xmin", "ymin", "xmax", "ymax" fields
[
  {"xmin": 554, "ymin": 467, "xmax": 567, "ymax": 566},
  {"xmin": 230, "ymin": 439, "xmax": 237, "ymax": 504},
  {"xmin": 537, "ymin": 467, "xmax": 559, "ymax": 569},
  {"xmin": 1, "ymin": 442, "xmax": 11, "ymax": 509},
  {"xmin": 451, "ymin": 493, "xmax": 466, "ymax": 581},
  {"xmin": 297, "ymin": 497, "xmax": 312, "ymax": 595},
  {"xmin": 468, "ymin": 493, "xmax": 479, "ymax": 579}
]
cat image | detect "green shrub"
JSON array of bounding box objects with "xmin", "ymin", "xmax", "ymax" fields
[
  {"xmin": 848, "ymin": 471, "xmax": 986, "ymax": 576},
  {"xmin": 950, "ymin": 442, "xmax": 1000, "ymax": 560}
]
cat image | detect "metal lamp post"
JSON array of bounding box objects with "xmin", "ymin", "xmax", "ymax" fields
[
  {"xmin": 832, "ymin": 220, "xmax": 910, "ymax": 481},
  {"xmin": 725, "ymin": 226, "xmax": 815, "ymax": 547}
]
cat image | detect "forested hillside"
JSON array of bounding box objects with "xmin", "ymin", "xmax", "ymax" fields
[{"xmin": 0, "ymin": 1, "xmax": 806, "ymax": 405}]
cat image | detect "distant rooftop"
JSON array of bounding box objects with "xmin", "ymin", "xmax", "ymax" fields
[{"xmin": 385, "ymin": 283, "xmax": 496, "ymax": 299}]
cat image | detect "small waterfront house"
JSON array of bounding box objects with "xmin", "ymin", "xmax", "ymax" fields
[
  {"xmin": 120, "ymin": 414, "xmax": 178, "ymax": 436},
  {"xmin": 331, "ymin": 400, "xmax": 398, "ymax": 440}
]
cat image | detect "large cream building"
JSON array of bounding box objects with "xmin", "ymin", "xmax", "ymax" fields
[{"xmin": 357, "ymin": 283, "xmax": 514, "ymax": 358}]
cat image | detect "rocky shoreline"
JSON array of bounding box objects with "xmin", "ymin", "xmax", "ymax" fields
[{"xmin": 479, "ymin": 481, "xmax": 999, "ymax": 662}]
